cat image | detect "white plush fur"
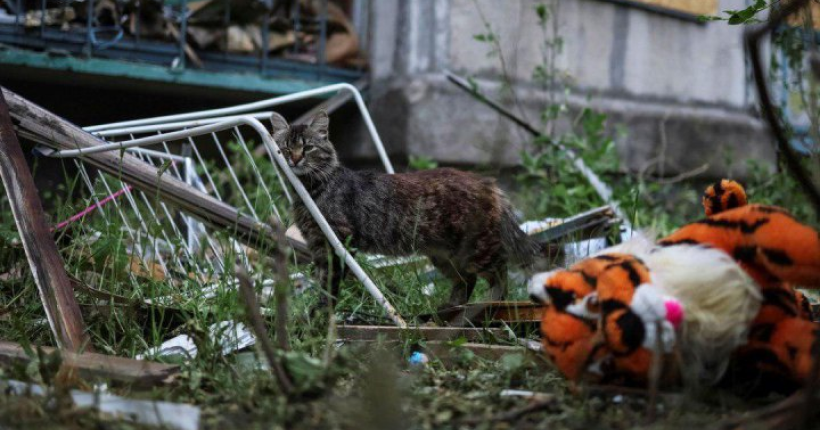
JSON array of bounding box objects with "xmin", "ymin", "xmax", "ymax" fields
[
  {"xmin": 634, "ymin": 241, "xmax": 762, "ymax": 385},
  {"xmin": 528, "ymin": 271, "xmax": 553, "ymax": 305},
  {"xmin": 597, "ymin": 233, "xmax": 762, "ymax": 384},
  {"xmin": 530, "ymin": 232, "xmax": 763, "ymax": 385}
]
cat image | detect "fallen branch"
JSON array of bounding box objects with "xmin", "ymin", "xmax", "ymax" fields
[
  {"xmin": 267, "ymin": 217, "xmax": 291, "ymax": 352},
  {"xmin": 745, "ymin": 0, "xmax": 820, "ymax": 219},
  {"xmin": 459, "ymin": 396, "xmax": 558, "ymax": 425},
  {"xmin": 236, "ymin": 267, "xmax": 293, "ymax": 395},
  {"xmin": 744, "ymin": 4, "xmax": 820, "ymax": 429},
  {"xmin": 716, "ymin": 390, "xmax": 815, "ymax": 430},
  {"xmin": 445, "ymin": 70, "xmax": 631, "ymax": 232}
]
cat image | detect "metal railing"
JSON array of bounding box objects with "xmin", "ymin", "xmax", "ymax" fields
[
  {"xmin": 0, "ymin": 0, "xmax": 367, "ymax": 82},
  {"xmin": 46, "ymin": 83, "xmax": 407, "ymax": 328}
]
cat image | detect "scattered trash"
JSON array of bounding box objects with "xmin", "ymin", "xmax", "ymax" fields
[
  {"xmin": 408, "ymin": 352, "xmax": 429, "ymax": 366},
  {"xmin": 2, "ymin": 379, "xmax": 200, "ymax": 430},
  {"xmin": 499, "ymin": 389, "xmax": 554, "ymax": 402},
  {"xmin": 137, "ymin": 321, "xmax": 256, "ymax": 361}
]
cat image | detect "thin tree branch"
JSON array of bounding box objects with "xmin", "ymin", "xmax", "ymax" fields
[
  {"xmin": 267, "ymin": 217, "xmax": 291, "ymax": 352},
  {"xmin": 236, "ymin": 267, "xmax": 293, "ymax": 395},
  {"xmin": 745, "ymin": 0, "xmax": 820, "ymax": 219},
  {"xmin": 458, "ymin": 396, "xmax": 557, "ymax": 425}
]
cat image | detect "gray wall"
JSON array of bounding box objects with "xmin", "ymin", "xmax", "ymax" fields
[{"xmin": 361, "ymin": 0, "xmax": 774, "ymax": 177}]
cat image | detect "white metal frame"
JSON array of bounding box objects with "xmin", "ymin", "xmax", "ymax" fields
[
  {"xmin": 58, "ymin": 84, "xmax": 407, "ymax": 327},
  {"xmin": 83, "ymin": 83, "xmax": 394, "ymax": 174}
]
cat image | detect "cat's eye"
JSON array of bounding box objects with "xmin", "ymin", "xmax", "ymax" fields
[{"xmin": 304, "ymin": 145, "xmax": 316, "ymax": 153}]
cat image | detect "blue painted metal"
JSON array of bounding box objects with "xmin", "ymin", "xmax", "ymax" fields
[
  {"xmin": 178, "ymin": 0, "xmax": 187, "ymax": 69},
  {"xmin": 0, "ymin": 0, "xmax": 366, "ymax": 92},
  {"xmin": 0, "ymin": 48, "xmax": 341, "ymax": 95}
]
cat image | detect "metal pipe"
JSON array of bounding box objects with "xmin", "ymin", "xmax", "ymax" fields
[
  {"xmin": 292, "ymin": 0, "xmax": 301, "ymax": 53},
  {"xmin": 261, "ymin": 0, "xmax": 271, "ymax": 74},
  {"xmin": 223, "ymin": 0, "xmax": 230, "ymax": 60},
  {"xmin": 93, "ymin": 113, "xmax": 274, "ymax": 137},
  {"xmin": 445, "ymin": 70, "xmax": 631, "ymax": 232},
  {"xmin": 178, "ymin": 0, "xmax": 187, "ymax": 69},
  {"xmin": 317, "ymin": 0, "xmax": 328, "ymax": 79},
  {"xmin": 85, "ymin": 0, "xmax": 93, "ymax": 56},
  {"xmin": 39, "ymin": 0, "xmax": 45, "ymax": 39},
  {"xmin": 135, "ymin": 0, "xmax": 141, "ymax": 45},
  {"xmin": 85, "ymin": 83, "xmax": 395, "ymax": 174}
]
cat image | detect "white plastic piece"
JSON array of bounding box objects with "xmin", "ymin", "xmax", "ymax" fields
[
  {"xmin": 137, "ymin": 320, "xmax": 255, "ymax": 360},
  {"xmin": 3, "ymin": 380, "xmax": 200, "ymax": 430}
]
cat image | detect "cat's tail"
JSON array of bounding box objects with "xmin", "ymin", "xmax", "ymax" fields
[{"xmin": 499, "ymin": 202, "xmax": 541, "ymax": 267}]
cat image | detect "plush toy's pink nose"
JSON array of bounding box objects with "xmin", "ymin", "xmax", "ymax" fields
[{"xmin": 664, "ymin": 300, "xmax": 684, "ymax": 329}]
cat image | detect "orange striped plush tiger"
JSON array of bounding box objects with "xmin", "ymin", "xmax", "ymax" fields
[{"xmin": 530, "ymin": 180, "xmax": 820, "ymax": 391}]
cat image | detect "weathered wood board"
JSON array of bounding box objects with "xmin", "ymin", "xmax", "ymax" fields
[
  {"xmin": 0, "ymin": 90, "xmax": 89, "ymax": 351},
  {"xmin": 338, "ymin": 325, "xmax": 508, "ymax": 343},
  {"xmin": 0, "ymin": 340, "xmax": 179, "ymax": 387}
]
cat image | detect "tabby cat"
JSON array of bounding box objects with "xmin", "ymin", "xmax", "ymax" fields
[{"xmin": 270, "ymin": 110, "xmax": 537, "ymax": 308}]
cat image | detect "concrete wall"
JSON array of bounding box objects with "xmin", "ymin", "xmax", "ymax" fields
[{"xmin": 361, "ymin": 0, "xmax": 774, "ymax": 178}]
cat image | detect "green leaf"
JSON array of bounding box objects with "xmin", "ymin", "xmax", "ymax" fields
[
  {"xmin": 447, "ymin": 336, "xmax": 468, "ymax": 348},
  {"xmin": 500, "ymin": 353, "xmax": 525, "ymax": 372},
  {"xmin": 535, "ymin": 4, "xmax": 548, "ymax": 21}
]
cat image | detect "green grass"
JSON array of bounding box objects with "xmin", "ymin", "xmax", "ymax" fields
[{"xmin": 0, "ymin": 138, "xmax": 816, "ymax": 429}]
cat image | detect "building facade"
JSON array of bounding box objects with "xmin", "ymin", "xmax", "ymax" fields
[{"xmin": 365, "ymin": 0, "xmax": 774, "ymax": 177}]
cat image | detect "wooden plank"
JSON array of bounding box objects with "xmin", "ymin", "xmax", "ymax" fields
[
  {"xmin": 432, "ymin": 301, "xmax": 543, "ymax": 324},
  {"xmin": 0, "ymin": 341, "xmax": 178, "ymax": 388},
  {"xmin": 0, "ymin": 91, "xmax": 89, "ymax": 352},
  {"xmin": 422, "ymin": 342, "xmax": 549, "ymax": 367},
  {"xmin": 337, "ymin": 325, "xmax": 507, "ymax": 342},
  {"xmin": 1, "ymin": 86, "xmax": 308, "ymax": 258}
]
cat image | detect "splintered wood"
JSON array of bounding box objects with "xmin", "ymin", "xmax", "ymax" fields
[
  {"xmin": 0, "ymin": 89, "xmax": 89, "ymax": 352},
  {"xmin": 0, "ymin": 341, "xmax": 178, "ymax": 387}
]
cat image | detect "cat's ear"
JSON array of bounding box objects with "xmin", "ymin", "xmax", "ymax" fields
[
  {"xmin": 308, "ymin": 110, "xmax": 329, "ymax": 139},
  {"xmin": 270, "ymin": 112, "xmax": 289, "ymax": 141}
]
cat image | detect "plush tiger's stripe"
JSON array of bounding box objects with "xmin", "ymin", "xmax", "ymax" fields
[{"xmin": 661, "ymin": 204, "xmax": 820, "ymax": 288}]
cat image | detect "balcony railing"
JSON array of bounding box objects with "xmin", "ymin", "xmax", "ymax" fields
[{"xmin": 0, "ymin": 0, "xmax": 368, "ymax": 85}]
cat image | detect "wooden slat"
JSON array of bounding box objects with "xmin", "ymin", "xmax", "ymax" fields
[
  {"xmin": 0, "ymin": 341, "xmax": 178, "ymax": 387},
  {"xmin": 0, "ymin": 91, "xmax": 89, "ymax": 352},
  {"xmin": 422, "ymin": 342, "xmax": 549, "ymax": 367},
  {"xmin": 1, "ymin": 87, "xmax": 309, "ymax": 258},
  {"xmin": 337, "ymin": 325, "xmax": 507, "ymax": 342}
]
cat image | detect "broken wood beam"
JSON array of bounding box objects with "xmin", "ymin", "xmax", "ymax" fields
[
  {"xmin": 0, "ymin": 91, "xmax": 90, "ymax": 352},
  {"xmin": 0, "ymin": 340, "xmax": 178, "ymax": 388},
  {"xmin": 1, "ymin": 86, "xmax": 308, "ymax": 258},
  {"xmin": 422, "ymin": 342, "xmax": 549, "ymax": 367},
  {"xmin": 337, "ymin": 325, "xmax": 507, "ymax": 342}
]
